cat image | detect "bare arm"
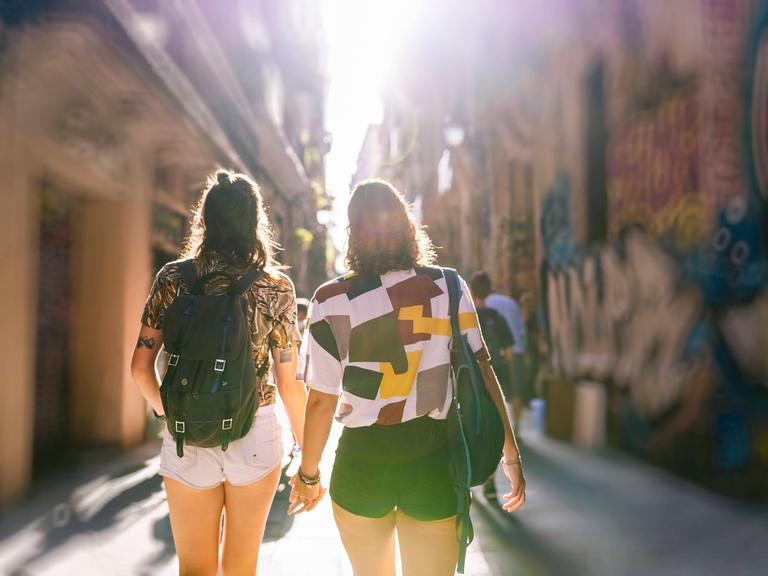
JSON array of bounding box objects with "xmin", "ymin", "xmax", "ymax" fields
[
  {"xmin": 130, "ymin": 325, "xmax": 165, "ymax": 416},
  {"xmin": 287, "ymin": 388, "xmax": 338, "ymax": 514},
  {"xmin": 298, "ymin": 388, "xmax": 339, "ymax": 477},
  {"xmin": 479, "ymin": 358, "xmax": 526, "ymax": 512},
  {"xmin": 272, "ymin": 346, "xmax": 307, "ymax": 447},
  {"xmin": 479, "ymin": 359, "xmax": 520, "ymax": 459}
]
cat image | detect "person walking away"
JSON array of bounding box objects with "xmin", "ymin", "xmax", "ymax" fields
[
  {"xmin": 288, "ymin": 179, "xmax": 526, "ymax": 576},
  {"xmin": 469, "ymin": 272, "xmax": 514, "ymax": 501},
  {"xmin": 518, "ymin": 292, "xmax": 542, "ymax": 402},
  {"xmin": 131, "ymin": 170, "xmax": 307, "ymax": 576},
  {"xmin": 475, "ymin": 272, "xmax": 527, "ymax": 435},
  {"xmin": 296, "ymin": 297, "xmax": 310, "ymax": 337}
]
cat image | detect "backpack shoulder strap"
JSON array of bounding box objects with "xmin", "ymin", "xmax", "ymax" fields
[
  {"xmin": 443, "ymin": 267, "xmax": 462, "ymax": 341},
  {"xmin": 442, "ymin": 266, "xmax": 476, "ymax": 574},
  {"xmin": 232, "ymin": 265, "xmax": 264, "ymax": 295},
  {"xmin": 178, "ymin": 259, "xmax": 199, "ymax": 295}
]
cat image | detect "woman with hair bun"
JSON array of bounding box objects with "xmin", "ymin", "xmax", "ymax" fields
[{"xmin": 131, "ymin": 170, "xmax": 307, "ymax": 575}]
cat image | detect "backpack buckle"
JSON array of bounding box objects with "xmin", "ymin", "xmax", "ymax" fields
[
  {"xmin": 175, "ymin": 421, "xmax": 185, "ymax": 434},
  {"xmin": 168, "ymin": 354, "xmax": 179, "ymax": 366},
  {"xmin": 222, "ymin": 418, "xmax": 233, "ymax": 430},
  {"xmin": 214, "ymin": 359, "xmax": 226, "ymax": 372}
]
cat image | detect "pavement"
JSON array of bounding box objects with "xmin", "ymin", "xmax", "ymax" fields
[{"xmin": 1, "ymin": 410, "xmax": 766, "ymax": 576}]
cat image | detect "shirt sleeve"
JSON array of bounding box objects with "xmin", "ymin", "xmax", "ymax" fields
[
  {"xmin": 140, "ymin": 264, "xmax": 177, "ymax": 329},
  {"xmin": 457, "ymin": 275, "xmax": 491, "ymax": 362},
  {"xmin": 304, "ymin": 298, "xmax": 344, "ymax": 395},
  {"xmin": 267, "ymin": 276, "xmax": 302, "ymax": 350}
]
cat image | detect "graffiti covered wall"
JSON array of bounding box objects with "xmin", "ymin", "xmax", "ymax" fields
[
  {"xmin": 540, "ymin": 0, "xmax": 768, "ymax": 497},
  {"xmin": 608, "ymin": 86, "xmax": 707, "ymax": 251}
]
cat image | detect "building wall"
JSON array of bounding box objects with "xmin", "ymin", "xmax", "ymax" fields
[
  {"xmin": 368, "ymin": 0, "xmax": 768, "ymax": 497},
  {"xmin": 0, "ymin": 9, "xmax": 299, "ymax": 504},
  {"xmin": 0, "ymin": 0, "xmax": 328, "ymax": 505},
  {"xmin": 0, "ymin": 99, "xmax": 38, "ymax": 505},
  {"xmin": 535, "ymin": 0, "xmax": 768, "ymax": 497}
]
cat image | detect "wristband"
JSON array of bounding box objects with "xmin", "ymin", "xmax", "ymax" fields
[{"xmin": 298, "ymin": 467, "xmax": 320, "ymax": 486}]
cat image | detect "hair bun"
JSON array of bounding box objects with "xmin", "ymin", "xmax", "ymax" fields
[{"xmin": 216, "ymin": 171, "xmax": 231, "ymax": 186}]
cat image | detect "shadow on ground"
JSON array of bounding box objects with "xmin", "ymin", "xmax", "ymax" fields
[
  {"xmin": 472, "ymin": 492, "xmax": 579, "ymax": 576},
  {"xmin": 5, "ymin": 471, "xmax": 164, "ymax": 576}
]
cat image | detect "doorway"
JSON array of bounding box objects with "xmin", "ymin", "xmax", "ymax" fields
[{"xmin": 33, "ymin": 184, "xmax": 75, "ymax": 474}]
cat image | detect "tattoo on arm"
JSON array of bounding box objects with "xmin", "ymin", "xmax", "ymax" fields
[
  {"xmin": 279, "ymin": 348, "xmax": 292, "ymax": 363},
  {"xmin": 136, "ymin": 336, "xmax": 156, "ymax": 350}
]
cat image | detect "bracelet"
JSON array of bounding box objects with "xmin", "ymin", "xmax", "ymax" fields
[
  {"xmin": 502, "ymin": 457, "xmax": 522, "ymax": 466},
  {"xmin": 298, "ymin": 467, "xmax": 320, "ymax": 486}
]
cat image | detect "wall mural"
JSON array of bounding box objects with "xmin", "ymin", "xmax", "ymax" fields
[
  {"xmin": 608, "ymin": 85, "xmax": 706, "ymax": 252},
  {"xmin": 540, "ymin": 0, "xmax": 768, "ymax": 496}
]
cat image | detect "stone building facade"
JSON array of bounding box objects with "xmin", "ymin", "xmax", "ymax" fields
[{"xmin": 0, "ymin": 0, "xmax": 328, "ymax": 505}]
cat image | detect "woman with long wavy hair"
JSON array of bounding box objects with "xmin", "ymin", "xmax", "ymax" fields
[
  {"xmin": 131, "ymin": 170, "xmax": 307, "ymax": 575},
  {"xmin": 290, "ymin": 179, "xmax": 526, "ymax": 576}
]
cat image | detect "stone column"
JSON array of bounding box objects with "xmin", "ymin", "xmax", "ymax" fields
[
  {"xmin": 120, "ymin": 152, "xmax": 153, "ymax": 448},
  {"xmin": 70, "ymin": 153, "xmax": 152, "ymax": 449},
  {"xmin": 0, "ymin": 101, "xmax": 37, "ymax": 505}
]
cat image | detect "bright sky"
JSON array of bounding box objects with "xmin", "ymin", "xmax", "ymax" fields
[{"xmin": 321, "ymin": 0, "xmax": 426, "ymax": 270}]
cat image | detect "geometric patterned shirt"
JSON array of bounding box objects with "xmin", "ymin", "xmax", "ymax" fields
[
  {"xmin": 300, "ymin": 266, "xmax": 489, "ymax": 427},
  {"xmin": 141, "ymin": 252, "xmax": 301, "ymax": 407}
]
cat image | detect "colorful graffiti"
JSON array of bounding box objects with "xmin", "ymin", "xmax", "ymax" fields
[
  {"xmin": 702, "ymin": 0, "xmax": 750, "ymax": 208},
  {"xmin": 749, "ymin": 10, "xmax": 768, "ymax": 203},
  {"xmin": 539, "ymin": 2, "xmax": 768, "ymax": 493},
  {"xmin": 546, "ymin": 230, "xmax": 705, "ymax": 420},
  {"xmin": 540, "ymin": 172, "xmax": 578, "ymax": 268},
  {"xmin": 608, "ymin": 85, "xmax": 706, "ymax": 250},
  {"xmin": 542, "ymin": 189, "xmax": 767, "ymax": 484},
  {"xmin": 502, "ymin": 214, "xmax": 535, "ymax": 294}
]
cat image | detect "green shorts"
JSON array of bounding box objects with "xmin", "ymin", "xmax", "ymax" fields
[{"xmin": 329, "ymin": 415, "xmax": 457, "ymax": 521}]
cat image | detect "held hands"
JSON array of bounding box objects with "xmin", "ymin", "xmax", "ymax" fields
[
  {"xmin": 501, "ymin": 459, "xmax": 526, "ymax": 513},
  {"xmin": 287, "ymin": 470, "xmax": 326, "ymax": 515}
]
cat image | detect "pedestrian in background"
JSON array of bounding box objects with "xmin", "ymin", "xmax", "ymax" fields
[
  {"xmin": 289, "ymin": 179, "xmax": 526, "ymax": 576},
  {"xmin": 519, "ymin": 291, "xmax": 542, "ymax": 400},
  {"xmin": 296, "ymin": 297, "xmax": 310, "ymax": 337},
  {"xmin": 471, "ymin": 272, "xmax": 527, "ymax": 435},
  {"xmin": 131, "ymin": 170, "xmax": 308, "ymax": 575},
  {"xmin": 470, "ymin": 272, "xmax": 514, "ymax": 501}
]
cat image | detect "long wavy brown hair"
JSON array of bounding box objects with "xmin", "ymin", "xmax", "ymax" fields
[
  {"xmin": 345, "ymin": 179, "xmax": 436, "ymax": 275},
  {"xmin": 181, "ymin": 169, "xmax": 278, "ymax": 269}
]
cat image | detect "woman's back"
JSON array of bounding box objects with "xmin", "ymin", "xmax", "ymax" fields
[
  {"xmin": 303, "ymin": 266, "xmax": 489, "ymax": 427},
  {"xmin": 142, "ymin": 251, "xmax": 299, "ymax": 407},
  {"xmin": 291, "ymin": 179, "xmax": 525, "ymax": 576},
  {"xmin": 132, "ymin": 170, "xmax": 308, "ymax": 576}
]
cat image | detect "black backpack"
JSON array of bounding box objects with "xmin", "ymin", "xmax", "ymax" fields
[
  {"xmin": 160, "ymin": 259, "xmax": 262, "ymax": 458},
  {"xmin": 443, "ymin": 268, "xmax": 505, "ymax": 573}
]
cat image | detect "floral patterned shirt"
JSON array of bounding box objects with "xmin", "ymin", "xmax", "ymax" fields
[{"xmin": 141, "ymin": 253, "xmax": 301, "ymax": 407}]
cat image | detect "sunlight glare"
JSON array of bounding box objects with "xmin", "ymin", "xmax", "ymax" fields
[{"xmin": 323, "ymin": 0, "xmax": 428, "ymax": 266}]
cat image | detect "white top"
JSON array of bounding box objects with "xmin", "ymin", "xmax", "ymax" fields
[
  {"xmin": 299, "ymin": 267, "xmax": 489, "ymax": 428},
  {"xmin": 485, "ymin": 293, "xmax": 526, "ymax": 354}
]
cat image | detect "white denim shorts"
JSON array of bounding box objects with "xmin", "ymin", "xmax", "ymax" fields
[{"xmin": 159, "ymin": 404, "xmax": 284, "ymax": 489}]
